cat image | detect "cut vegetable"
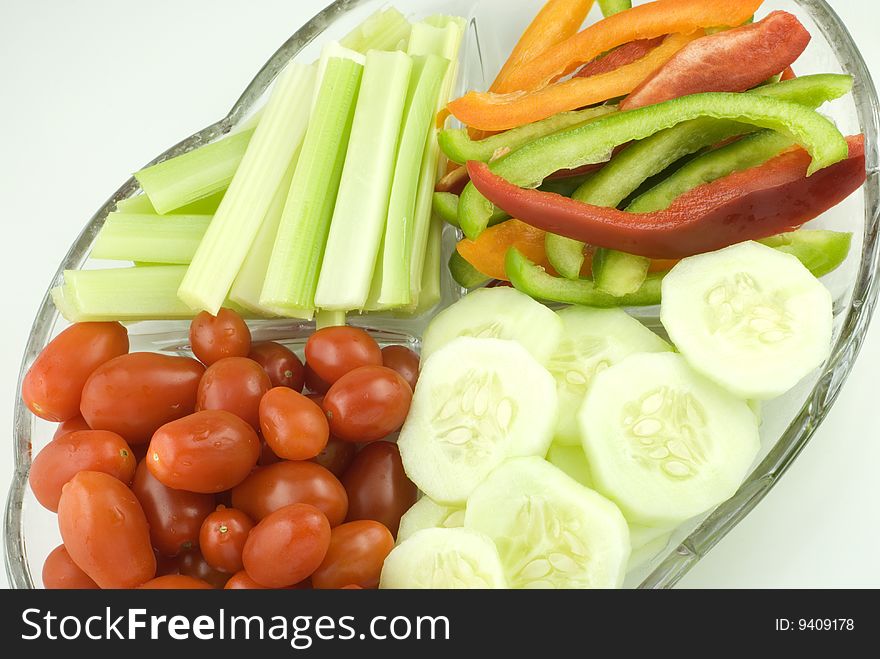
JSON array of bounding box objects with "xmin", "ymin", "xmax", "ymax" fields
[
  {"xmin": 91, "ymin": 213, "xmax": 211, "ymax": 264},
  {"xmin": 397, "ymin": 497, "xmax": 464, "ymax": 543},
  {"xmin": 757, "ymin": 230, "xmax": 852, "ymax": 279},
  {"xmin": 546, "ymin": 443, "xmax": 593, "ymax": 487},
  {"xmin": 456, "ymin": 219, "xmax": 549, "ymax": 281},
  {"xmin": 420, "ymin": 286, "xmax": 563, "ymax": 365},
  {"xmin": 465, "ymin": 457, "xmax": 630, "ymax": 589},
  {"xmin": 379, "ymin": 527, "xmax": 506, "ymax": 589},
  {"xmin": 591, "ymin": 248, "xmax": 650, "ymax": 297},
  {"xmin": 315, "ymin": 50, "xmax": 413, "ymax": 311},
  {"xmin": 412, "ymin": 214, "xmax": 444, "ymax": 314},
  {"xmin": 259, "ymin": 46, "xmax": 364, "ymax": 318},
  {"xmin": 178, "ymin": 60, "xmax": 316, "ymax": 313},
  {"xmin": 339, "ymin": 6, "xmax": 411, "ymax": 53},
  {"xmin": 579, "ymin": 352, "xmax": 760, "ymax": 526},
  {"xmin": 448, "ymin": 251, "xmax": 490, "ymax": 289},
  {"xmin": 598, "ymin": 0, "xmax": 632, "ymax": 18},
  {"xmin": 398, "ymin": 337, "xmax": 557, "ymax": 504},
  {"xmin": 660, "ymin": 241, "xmax": 833, "ymax": 399},
  {"xmin": 548, "ymin": 306, "xmax": 670, "ymax": 445},
  {"xmin": 431, "ymin": 191, "xmax": 508, "ymax": 229}
]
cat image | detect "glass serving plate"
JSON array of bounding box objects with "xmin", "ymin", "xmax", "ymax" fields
[{"xmin": 5, "ymin": 0, "xmax": 879, "ymax": 589}]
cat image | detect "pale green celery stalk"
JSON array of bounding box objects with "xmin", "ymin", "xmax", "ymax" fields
[
  {"xmin": 91, "ymin": 213, "xmax": 211, "ymax": 264},
  {"xmin": 405, "ymin": 16, "xmax": 465, "ymax": 307},
  {"xmin": 316, "ymin": 310, "xmax": 347, "ymax": 329},
  {"xmin": 135, "ymin": 128, "xmax": 254, "ymax": 214},
  {"xmin": 228, "ymin": 156, "xmax": 297, "ymax": 316},
  {"xmin": 178, "ymin": 61, "xmax": 316, "ymax": 313},
  {"xmin": 412, "ymin": 214, "xmax": 443, "ymax": 314},
  {"xmin": 340, "ymin": 6, "xmax": 411, "ymax": 53},
  {"xmin": 119, "ymin": 190, "xmax": 226, "ymax": 215},
  {"xmin": 115, "ymin": 195, "xmax": 155, "ymax": 213},
  {"xmin": 366, "ymin": 55, "xmax": 449, "ymax": 310},
  {"xmin": 259, "ymin": 45, "xmax": 365, "ymax": 318}
]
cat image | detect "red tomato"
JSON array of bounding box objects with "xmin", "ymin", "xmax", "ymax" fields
[
  {"xmin": 138, "ymin": 575, "xmax": 213, "ymax": 589},
  {"xmin": 57, "ymin": 471, "xmax": 156, "ymax": 588},
  {"xmin": 174, "ymin": 550, "xmax": 230, "ymax": 588},
  {"xmin": 42, "ymin": 545, "xmax": 99, "ymax": 590},
  {"xmin": 381, "ymin": 345, "xmax": 420, "ymax": 391},
  {"xmin": 131, "ymin": 460, "xmax": 215, "ymax": 557},
  {"xmin": 148, "ymin": 410, "xmax": 260, "ymax": 493},
  {"xmin": 311, "ymin": 520, "xmax": 394, "ymax": 590},
  {"xmin": 189, "ymin": 307, "xmax": 251, "ymax": 366},
  {"xmin": 196, "ymin": 357, "xmax": 270, "ymax": 429},
  {"xmin": 248, "ymin": 342, "xmax": 305, "ymax": 392},
  {"xmin": 53, "ymin": 415, "xmax": 91, "ymax": 440},
  {"xmin": 323, "ymin": 366, "xmax": 412, "ymax": 442},
  {"xmin": 29, "ymin": 430, "xmax": 136, "ymax": 512},
  {"xmin": 242, "ymin": 503, "xmax": 330, "ymax": 588},
  {"xmin": 80, "ymin": 352, "xmax": 204, "ymax": 445},
  {"xmin": 304, "ymin": 364, "xmax": 331, "ymax": 394},
  {"xmin": 224, "ymin": 570, "xmax": 268, "ymax": 589},
  {"xmin": 310, "ymin": 438, "xmax": 357, "ymax": 478},
  {"xmin": 23, "ymin": 322, "xmax": 129, "ymax": 422},
  {"xmin": 259, "ymin": 387, "xmax": 329, "ymax": 460},
  {"xmin": 304, "ymin": 327, "xmax": 382, "ymax": 385},
  {"xmin": 342, "ymin": 441, "xmax": 417, "ymax": 536},
  {"xmin": 231, "ymin": 461, "xmax": 348, "ymax": 526},
  {"xmin": 305, "ymin": 392, "xmax": 324, "ymax": 406},
  {"xmin": 199, "ymin": 507, "xmax": 253, "ymax": 574}
]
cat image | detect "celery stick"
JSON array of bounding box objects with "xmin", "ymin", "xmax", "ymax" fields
[
  {"xmin": 179, "ymin": 60, "xmax": 316, "ymax": 313},
  {"xmin": 118, "ymin": 190, "xmax": 226, "ymax": 215},
  {"xmin": 316, "ymin": 310, "xmax": 347, "ymax": 329},
  {"xmin": 135, "ymin": 128, "xmax": 253, "ymax": 214},
  {"xmin": 115, "ymin": 194, "xmax": 155, "ymax": 214},
  {"xmin": 413, "ymin": 215, "xmax": 443, "ymax": 314},
  {"xmin": 260, "ymin": 46, "xmax": 364, "ymax": 318},
  {"xmin": 314, "ymin": 50, "xmax": 413, "ymax": 311},
  {"xmin": 91, "ymin": 213, "xmax": 211, "ymax": 264},
  {"xmin": 367, "ymin": 54, "xmax": 449, "ymax": 309},
  {"xmin": 406, "ymin": 17, "xmax": 465, "ymax": 307},
  {"xmin": 340, "ymin": 7, "xmax": 411, "ymax": 53}
]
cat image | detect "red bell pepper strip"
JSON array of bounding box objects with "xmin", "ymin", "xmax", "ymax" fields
[
  {"xmin": 466, "ymin": 134, "xmax": 865, "ymax": 259},
  {"xmin": 621, "ymin": 11, "xmax": 811, "ymax": 111},
  {"xmin": 575, "ymin": 37, "xmax": 665, "ymax": 78}
]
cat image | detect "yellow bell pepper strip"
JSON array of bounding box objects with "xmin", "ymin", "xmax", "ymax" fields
[
  {"xmin": 456, "ymin": 219, "xmax": 551, "ymax": 280},
  {"xmin": 448, "ymin": 31, "xmax": 699, "ymax": 132},
  {"xmin": 491, "ymin": 0, "xmax": 596, "ymax": 94},
  {"xmin": 498, "ymin": 0, "xmax": 763, "ymax": 92},
  {"xmin": 457, "ymin": 90, "xmax": 850, "ymax": 240}
]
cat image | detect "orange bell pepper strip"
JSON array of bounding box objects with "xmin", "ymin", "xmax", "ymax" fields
[
  {"xmin": 491, "ymin": 0, "xmax": 596, "ymax": 94},
  {"xmin": 499, "ymin": 0, "xmax": 762, "ymax": 92},
  {"xmin": 456, "ymin": 220, "xmax": 551, "ymax": 280},
  {"xmin": 448, "ymin": 31, "xmax": 700, "ymax": 132}
]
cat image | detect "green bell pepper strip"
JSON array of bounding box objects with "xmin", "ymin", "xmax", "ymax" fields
[
  {"xmin": 544, "ymin": 73, "xmax": 853, "ymax": 278},
  {"xmin": 448, "ymin": 250, "xmax": 491, "ymax": 289},
  {"xmin": 598, "ymin": 0, "xmax": 632, "ymax": 18},
  {"xmin": 438, "ymin": 105, "xmax": 616, "ymax": 165},
  {"xmin": 507, "ymin": 230, "xmax": 852, "ymax": 307},
  {"xmin": 432, "ymin": 191, "xmax": 508, "ymax": 229},
  {"xmin": 538, "ymin": 174, "xmax": 593, "ymax": 197}
]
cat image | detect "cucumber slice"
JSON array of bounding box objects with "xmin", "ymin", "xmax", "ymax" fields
[
  {"xmin": 397, "ymin": 497, "xmax": 464, "ymax": 543},
  {"xmin": 546, "ymin": 443, "xmax": 593, "ymax": 488},
  {"xmin": 661, "ymin": 241, "xmax": 833, "ymax": 399},
  {"xmin": 592, "ymin": 248, "xmax": 651, "ymax": 297},
  {"xmin": 379, "ymin": 528, "xmax": 507, "ymax": 589},
  {"xmin": 465, "ymin": 457, "xmax": 630, "ymax": 589},
  {"xmin": 580, "ymin": 352, "xmax": 760, "ymax": 526},
  {"xmin": 549, "ymin": 306, "xmax": 671, "ymax": 445},
  {"xmin": 420, "ymin": 287, "xmax": 563, "ymax": 365},
  {"xmin": 399, "ymin": 337, "xmax": 558, "ymax": 504}
]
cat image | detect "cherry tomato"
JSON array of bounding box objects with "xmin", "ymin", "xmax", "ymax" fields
[
  {"xmin": 189, "ymin": 307, "xmax": 251, "ymax": 366},
  {"xmin": 196, "ymin": 357, "xmax": 270, "ymax": 429},
  {"xmin": 304, "ymin": 364, "xmax": 331, "ymax": 394},
  {"xmin": 199, "ymin": 507, "xmax": 253, "ymax": 574},
  {"xmin": 258, "ymin": 438, "xmax": 281, "ymax": 466},
  {"xmin": 342, "ymin": 441, "xmax": 417, "ymax": 536},
  {"xmin": 311, "ymin": 520, "xmax": 394, "ymax": 590},
  {"xmin": 148, "ymin": 410, "xmax": 260, "ymax": 493},
  {"xmin": 23, "ymin": 322, "xmax": 129, "ymax": 422},
  {"xmin": 138, "ymin": 575, "xmax": 213, "ymax": 589},
  {"xmin": 131, "ymin": 460, "xmax": 215, "ymax": 557},
  {"xmin": 242, "ymin": 503, "xmax": 330, "ymax": 588},
  {"xmin": 224, "ymin": 570, "xmax": 268, "ymax": 589},
  {"xmin": 259, "ymin": 387, "xmax": 329, "ymax": 460},
  {"xmin": 57, "ymin": 471, "xmax": 156, "ymax": 588},
  {"xmin": 29, "ymin": 429, "xmax": 136, "ymax": 512},
  {"xmin": 53, "ymin": 415, "xmax": 91, "ymax": 440},
  {"xmin": 42, "ymin": 545, "xmax": 99, "ymax": 589},
  {"xmin": 231, "ymin": 461, "xmax": 347, "ymax": 526},
  {"xmin": 175, "ymin": 550, "xmax": 230, "ymax": 588},
  {"xmin": 304, "ymin": 327, "xmax": 382, "ymax": 385},
  {"xmin": 80, "ymin": 353, "xmax": 204, "ymax": 444},
  {"xmin": 248, "ymin": 342, "xmax": 305, "ymax": 392},
  {"xmin": 310, "ymin": 438, "xmax": 357, "ymax": 478},
  {"xmin": 323, "ymin": 366, "xmax": 412, "ymax": 442},
  {"xmin": 381, "ymin": 345, "xmax": 419, "ymax": 391}
]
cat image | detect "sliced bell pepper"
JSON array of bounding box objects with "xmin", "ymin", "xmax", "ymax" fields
[
  {"xmin": 435, "ymin": 166, "xmax": 470, "ymax": 194},
  {"xmin": 448, "ymin": 31, "xmax": 699, "ymax": 132},
  {"xmin": 468, "ymin": 134, "xmax": 865, "ymax": 259},
  {"xmin": 491, "ymin": 0, "xmax": 596, "ymax": 94},
  {"xmin": 456, "ymin": 219, "xmax": 551, "ymax": 280},
  {"xmin": 598, "ymin": 0, "xmax": 632, "ymax": 18},
  {"xmin": 575, "ymin": 37, "xmax": 665, "ymax": 78},
  {"xmin": 458, "ymin": 89, "xmax": 851, "ymax": 240},
  {"xmin": 621, "ymin": 12, "xmax": 811, "ymax": 111},
  {"xmin": 498, "ymin": 0, "xmax": 762, "ymax": 92},
  {"xmin": 432, "ymin": 191, "xmax": 509, "ymax": 228},
  {"xmin": 449, "ymin": 250, "xmax": 491, "ymax": 289}
]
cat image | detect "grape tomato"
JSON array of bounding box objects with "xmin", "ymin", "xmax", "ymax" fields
[
  {"xmin": 249, "ymin": 342, "xmax": 305, "ymax": 391},
  {"xmin": 381, "ymin": 345, "xmax": 420, "ymax": 391},
  {"xmin": 42, "ymin": 545, "xmax": 99, "ymax": 590},
  {"xmin": 199, "ymin": 507, "xmax": 254, "ymax": 574},
  {"xmin": 259, "ymin": 387, "xmax": 329, "ymax": 460},
  {"xmin": 342, "ymin": 441, "xmax": 417, "ymax": 536},
  {"xmin": 311, "ymin": 520, "xmax": 394, "ymax": 590},
  {"xmin": 304, "ymin": 327, "xmax": 382, "ymax": 384},
  {"xmin": 196, "ymin": 357, "xmax": 271, "ymax": 430},
  {"xmin": 323, "ymin": 366, "xmax": 412, "ymax": 442},
  {"xmin": 189, "ymin": 307, "xmax": 251, "ymax": 366}
]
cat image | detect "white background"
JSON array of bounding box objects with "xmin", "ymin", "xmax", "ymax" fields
[{"xmin": 1, "ymin": 0, "xmax": 878, "ymax": 588}]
